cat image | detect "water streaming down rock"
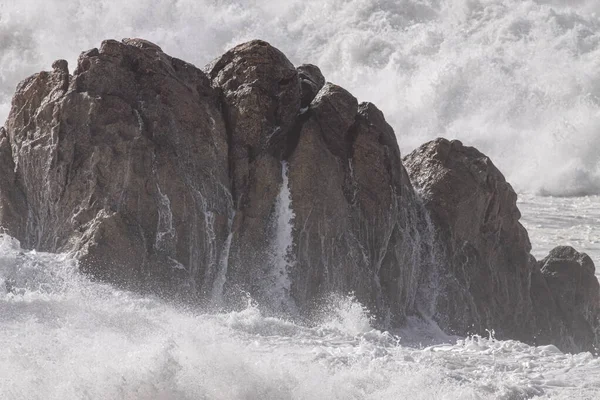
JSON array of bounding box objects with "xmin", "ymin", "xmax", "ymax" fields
[
  {"xmin": 265, "ymin": 161, "xmax": 297, "ymax": 313},
  {"xmin": 0, "ymin": 38, "xmax": 599, "ymax": 353},
  {"xmin": 210, "ymin": 208, "xmax": 235, "ymax": 305},
  {"xmin": 0, "ymin": 38, "xmax": 438, "ymax": 325}
]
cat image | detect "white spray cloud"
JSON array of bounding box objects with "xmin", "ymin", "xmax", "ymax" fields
[{"xmin": 2, "ymin": 0, "xmax": 600, "ymax": 195}]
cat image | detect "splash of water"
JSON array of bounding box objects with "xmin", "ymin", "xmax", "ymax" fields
[
  {"xmin": 1, "ymin": 233, "xmax": 599, "ymax": 399},
  {"xmin": 3, "ymin": 0, "xmax": 600, "ymax": 195}
]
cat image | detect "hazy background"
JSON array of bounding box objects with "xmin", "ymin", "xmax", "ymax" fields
[{"xmin": 2, "ymin": 0, "xmax": 600, "ymax": 195}]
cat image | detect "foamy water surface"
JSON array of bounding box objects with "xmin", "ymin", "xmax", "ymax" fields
[
  {"xmin": 0, "ymin": 235, "xmax": 599, "ymax": 400},
  {"xmin": 519, "ymin": 195, "xmax": 600, "ymax": 278}
]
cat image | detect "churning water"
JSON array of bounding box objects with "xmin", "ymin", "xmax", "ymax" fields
[
  {"xmin": 2, "ymin": 0, "xmax": 600, "ymax": 398},
  {"xmin": 0, "ymin": 234, "xmax": 599, "ymax": 400}
]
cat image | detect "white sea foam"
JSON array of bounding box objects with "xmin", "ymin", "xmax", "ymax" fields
[
  {"xmin": 3, "ymin": 0, "xmax": 600, "ymax": 195},
  {"xmin": 0, "ymin": 234, "xmax": 599, "ymax": 399}
]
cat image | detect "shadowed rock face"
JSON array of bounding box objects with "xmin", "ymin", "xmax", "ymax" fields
[
  {"xmin": 0, "ymin": 127, "xmax": 25, "ymax": 238},
  {"xmin": 204, "ymin": 41, "xmax": 432, "ymax": 320},
  {"xmin": 204, "ymin": 40, "xmax": 302, "ymax": 309},
  {"xmin": 404, "ymin": 138, "xmax": 600, "ymax": 353},
  {"xmin": 287, "ymin": 86, "xmax": 433, "ymax": 324},
  {"xmin": 404, "ymin": 138, "xmax": 534, "ymax": 338},
  {"xmin": 1, "ymin": 39, "xmax": 598, "ymax": 351}
]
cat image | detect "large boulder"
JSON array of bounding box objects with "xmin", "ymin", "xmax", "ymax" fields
[
  {"xmin": 0, "ymin": 38, "xmax": 433, "ymax": 324},
  {"xmin": 204, "ymin": 41, "xmax": 432, "ymax": 320},
  {"xmin": 404, "ymin": 138, "xmax": 600, "ymax": 352},
  {"xmin": 404, "ymin": 138, "xmax": 534, "ymax": 339},
  {"xmin": 1, "ymin": 38, "xmax": 598, "ymax": 351},
  {"xmin": 204, "ymin": 40, "xmax": 302, "ymax": 309},
  {"xmin": 3, "ymin": 38, "xmax": 231, "ymax": 296},
  {"xmin": 286, "ymin": 87, "xmax": 432, "ymax": 324}
]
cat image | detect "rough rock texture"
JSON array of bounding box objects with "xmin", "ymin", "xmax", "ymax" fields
[
  {"xmin": 286, "ymin": 85, "xmax": 432, "ymax": 323},
  {"xmin": 297, "ymin": 64, "xmax": 325, "ymax": 108},
  {"xmin": 1, "ymin": 39, "xmax": 599, "ymax": 351},
  {"xmin": 0, "ymin": 127, "xmax": 26, "ymax": 238},
  {"xmin": 204, "ymin": 41, "xmax": 431, "ymax": 319},
  {"xmin": 4, "ymin": 38, "xmax": 231, "ymax": 295},
  {"xmin": 538, "ymin": 246, "xmax": 600, "ymax": 351},
  {"xmin": 404, "ymin": 138, "xmax": 600, "ymax": 352},
  {"xmin": 204, "ymin": 40, "xmax": 301, "ymax": 309},
  {"xmin": 0, "ymin": 38, "xmax": 432, "ymax": 324}
]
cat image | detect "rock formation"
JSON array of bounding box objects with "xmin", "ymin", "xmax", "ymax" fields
[
  {"xmin": 3, "ymin": 38, "xmax": 231, "ymax": 296},
  {"xmin": 404, "ymin": 138, "xmax": 600, "ymax": 353},
  {"xmin": 0, "ymin": 38, "xmax": 430, "ymax": 324},
  {"xmin": 0, "ymin": 39, "xmax": 598, "ymax": 352},
  {"xmin": 538, "ymin": 246, "xmax": 600, "ymax": 351}
]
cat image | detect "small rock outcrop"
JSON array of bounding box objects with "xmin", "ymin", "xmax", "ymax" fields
[
  {"xmin": 404, "ymin": 138, "xmax": 600, "ymax": 352},
  {"xmin": 1, "ymin": 39, "xmax": 598, "ymax": 352},
  {"xmin": 538, "ymin": 246, "xmax": 600, "ymax": 351}
]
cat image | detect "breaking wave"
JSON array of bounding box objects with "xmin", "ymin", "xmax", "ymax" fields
[
  {"xmin": 3, "ymin": 0, "xmax": 600, "ymax": 195},
  {"xmin": 1, "ymin": 234, "xmax": 599, "ymax": 399}
]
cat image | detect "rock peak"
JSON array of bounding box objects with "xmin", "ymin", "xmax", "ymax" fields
[
  {"xmin": 121, "ymin": 37, "xmax": 163, "ymax": 52},
  {"xmin": 51, "ymin": 59, "xmax": 68, "ymax": 74}
]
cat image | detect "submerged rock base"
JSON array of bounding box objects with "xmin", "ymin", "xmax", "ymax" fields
[{"xmin": 1, "ymin": 39, "xmax": 598, "ymax": 353}]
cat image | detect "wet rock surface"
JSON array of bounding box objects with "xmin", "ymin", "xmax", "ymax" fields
[
  {"xmin": 4, "ymin": 38, "xmax": 231, "ymax": 295},
  {"xmin": 538, "ymin": 246, "xmax": 600, "ymax": 351},
  {"xmin": 404, "ymin": 138, "xmax": 600, "ymax": 352},
  {"xmin": 1, "ymin": 39, "xmax": 598, "ymax": 352},
  {"xmin": 0, "ymin": 39, "xmax": 430, "ymax": 323}
]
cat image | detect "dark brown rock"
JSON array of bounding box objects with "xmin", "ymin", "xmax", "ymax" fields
[
  {"xmin": 3, "ymin": 38, "xmax": 231, "ymax": 296},
  {"xmin": 404, "ymin": 138, "xmax": 535, "ymax": 340},
  {"xmin": 204, "ymin": 40, "xmax": 302, "ymax": 309},
  {"xmin": 287, "ymin": 92, "xmax": 431, "ymax": 324},
  {"xmin": 0, "ymin": 127, "xmax": 26, "ymax": 238},
  {"xmin": 297, "ymin": 64, "xmax": 325, "ymax": 108},
  {"xmin": 404, "ymin": 138, "xmax": 600, "ymax": 352},
  {"xmin": 538, "ymin": 246, "xmax": 600, "ymax": 351},
  {"xmin": 2, "ymin": 39, "xmax": 598, "ymax": 353},
  {"xmin": 0, "ymin": 38, "xmax": 433, "ymax": 322},
  {"xmin": 202, "ymin": 41, "xmax": 431, "ymax": 319}
]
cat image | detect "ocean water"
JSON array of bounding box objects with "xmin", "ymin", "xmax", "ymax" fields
[
  {"xmin": 2, "ymin": 0, "xmax": 600, "ymax": 398},
  {"xmin": 0, "ymin": 234, "xmax": 599, "ymax": 400},
  {"xmin": 519, "ymin": 195, "xmax": 600, "ymax": 278}
]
